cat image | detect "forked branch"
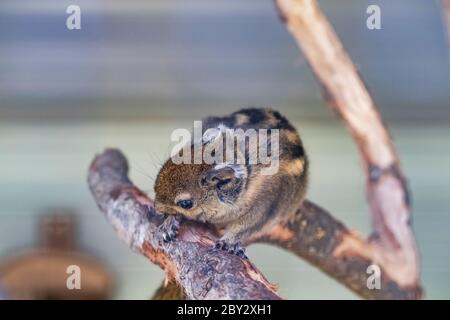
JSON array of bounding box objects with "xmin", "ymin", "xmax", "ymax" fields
[
  {"xmin": 88, "ymin": 0, "xmax": 422, "ymax": 300},
  {"xmin": 88, "ymin": 149, "xmax": 280, "ymax": 300},
  {"xmin": 442, "ymin": 0, "xmax": 450, "ymax": 47},
  {"xmin": 274, "ymin": 0, "xmax": 421, "ymax": 297}
]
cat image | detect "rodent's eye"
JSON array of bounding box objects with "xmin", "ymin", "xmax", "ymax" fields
[{"xmin": 176, "ymin": 199, "xmax": 193, "ymax": 209}]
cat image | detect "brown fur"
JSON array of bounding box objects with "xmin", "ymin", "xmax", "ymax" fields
[{"xmin": 154, "ymin": 108, "xmax": 308, "ymax": 248}]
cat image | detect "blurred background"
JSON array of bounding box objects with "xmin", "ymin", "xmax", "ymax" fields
[{"xmin": 0, "ymin": 0, "xmax": 449, "ymax": 299}]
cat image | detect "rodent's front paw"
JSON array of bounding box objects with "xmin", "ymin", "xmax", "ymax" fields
[
  {"xmin": 157, "ymin": 215, "xmax": 181, "ymax": 244},
  {"xmin": 213, "ymin": 239, "xmax": 247, "ymax": 259}
]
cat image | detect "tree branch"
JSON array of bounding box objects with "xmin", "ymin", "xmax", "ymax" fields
[
  {"xmin": 88, "ymin": 149, "xmax": 280, "ymax": 300},
  {"xmin": 442, "ymin": 0, "xmax": 450, "ymax": 46},
  {"xmin": 88, "ymin": 0, "xmax": 422, "ymax": 299},
  {"xmin": 256, "ymin": 201, "xmax": 420, "ymax": 299},
  {"xmin": 88, "ymin": 148, "xmax": 421, "ymax": 299},
  {"xmin": 274, "ymin": 0, "xmax": 422, "ymax": 297}
]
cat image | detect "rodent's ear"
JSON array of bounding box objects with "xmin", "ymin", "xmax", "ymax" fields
[{"xmin": 202, "ymin": 164, "xmax": 247, "ymax": 189}]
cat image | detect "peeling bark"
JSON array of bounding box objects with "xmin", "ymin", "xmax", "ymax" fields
[
  {"xmin": 88, "ymin": 149, "xmax": 280, "ymax": 300},
  {"xmin": 257, "ymin": 201, "xmax": 421, "ymax": 299},
  {"xmin": 88, "ymin": 149, "xmax": 421, "ymax": 299}
]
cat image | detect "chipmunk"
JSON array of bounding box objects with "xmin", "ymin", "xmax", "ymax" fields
[{"xmin": 154, "ymin": 108, "xmax": 308, "ymax": 258}]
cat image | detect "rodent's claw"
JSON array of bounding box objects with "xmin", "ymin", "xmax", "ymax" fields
[
  {"xmin": 157, "ymin": 215, "xmax": 181, "ymax": 245},
  {"xmin": 235, "ymin": 247, "xmax": 248, "ymax": 259},
  {"xmin": 214, "ymin": 239, "xmax": 229, "ymax": 250},
  {"xmin": 229, "ymin": 243, "xmax": 247, "ymax": 259},
  {"xmin": 213, "ymin": 240, "xmax": 248, "ymax": 259},
  {"xmin": 162, "ymin": 228, "xmax": 177, "ymax": 243}
]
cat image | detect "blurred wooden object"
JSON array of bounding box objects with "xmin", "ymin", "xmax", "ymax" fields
[{"xmin": 0, "ymin": 210, "xmax": 114, "ymax": 299}]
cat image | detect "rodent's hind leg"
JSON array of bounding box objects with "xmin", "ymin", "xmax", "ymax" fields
[
  {"xmin": 213, "ymin": 239, "xmax": 247, "ymax": 259},
  {"xmin": 211, "ymin": 208, "xmax": 266, "ymax": 259},
  {"xmin": 157, "ymin": 214, "xmax": 182, "ymax": 245}
]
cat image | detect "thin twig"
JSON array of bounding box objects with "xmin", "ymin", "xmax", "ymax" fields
[{"xmin": 442, "ymin": 0, "xmax": 450, "ymax": 46}]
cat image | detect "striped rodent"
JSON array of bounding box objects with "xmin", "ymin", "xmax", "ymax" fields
[{"xmin": 154, "ymin": 108, "xmax": 308, "ymax": 258}]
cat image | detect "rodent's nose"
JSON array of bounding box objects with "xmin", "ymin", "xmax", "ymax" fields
[
  {"xmin": 154, "ymin": 202, "xmax": 165, "ymax": 214},
  {"xmin": 155, "ymin": 202, "xmax": 179, "ymax": 215}
]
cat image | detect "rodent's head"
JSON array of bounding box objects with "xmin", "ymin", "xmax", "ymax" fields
[{"xmin": 154, "ymin": 159, "xmax": 247, "ymax": 223}]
